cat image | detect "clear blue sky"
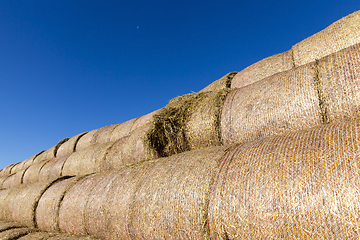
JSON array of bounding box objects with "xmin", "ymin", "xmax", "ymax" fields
[{"xmin": 0, "ymin": 0, "xmax": 359, "ymax": 169}]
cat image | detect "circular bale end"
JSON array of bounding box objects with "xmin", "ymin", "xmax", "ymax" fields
[
  {"xmin": 38, "ymin": 154, "xmax": 71, "ymax": 182},
  {"xmin": 209, "ymin": 119, "xmax": 360, "ymax": 239},
  {"xmin": 109, "ymin": 118, "xmax": 136, "ymax": 142},
  {"xmin": 129, "ymin": 146, "xmax": 226, "ymax": 240}
]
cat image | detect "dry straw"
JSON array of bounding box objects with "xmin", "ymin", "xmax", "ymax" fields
[
  {"xmin": 129, "ymin": 146, "xmax": 226, "ymax": 240},
  {"xmin": 17, "ymin": 232, "xmax": 59, "ymax": 239},
  {"xmin": 317, "ymin": 42, "xmax": 360, "ymax": 123},
  {"xmin": 199, "ymin": 72, "xmax": 237, "ymax": 93},
  {"xmin": 57, "ymin": 133, "xmax": 87, "ymax": 157},
  {"xmin": 0, "ymin": 164, "xmax": 15, "ymax": 178},
  {"xmin": 130, "ymin": 109, "xmax": 162, "ymax": 132},
  {"xmin": 36, "ymin": 177, "xmax": 80, "ymax": 232},
  {"xmin": 0, "ymin": 184, "xmax": 29, "ymax": 221},
  {"xmin": 292, "ymin": 10, "xmax": 360, "ymax": 67},
  {"xmin": 38, "ymin": 154, "xmax": 71, "ymax": 182},
  {"xmin": 59, "ymin": 173, "xmax": 106, "ymax": 235},
  {"xmin": 1, "ymin": 174, "xmax": 16, "ymax": 189},
  {"xmin": 23, "ymin": 160, "xmax": 50, "ymax": 184},
  {"xmin": 17, "ymin": 231, "xmax": 98, "ymax": 240},
  {"xmin": 221, "ymin": 62, "xmax": 323, "ymax": 146},
  {"xmin": 0, "ymin": 227, "xmax": 39, "ymax": 239},
  {"xmin": 109, "ymin": 118, "xmax": 136, "ymax": 142},
  {"xmin": 209, "ymin": 119, "xmax": 360, "ymax": 239},
  {"xmin": 232, "ymin": 50, "xmax": 294, "ymax": 88},
  {"xmin": 91, "ymin": 124, "xmax": 117, "ymax": 145},
  {"xmin": 62, "ymin": 142, "xmax": 113, "ymax": 177},
  {"xmin": 75, "ymin": 130, "xmax": 98, "ymax": 152}
]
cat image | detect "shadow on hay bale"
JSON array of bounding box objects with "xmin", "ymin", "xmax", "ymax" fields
[{"xmin": 209, "ymin": 118, "xmax": 360, "ymax": 239}]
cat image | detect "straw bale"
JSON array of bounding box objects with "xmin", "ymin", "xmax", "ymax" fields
[
  {"xmin": 317, "ymin": 43, "xmax": 360, "ymax": 122},
  {"xmin": 16, "ymin": 155, "xmax": 38, "ymax": 174},
  {"xmin": 103, "ymin": 123, "xmax": 157, "ymax": 171},
  {"xmin": 221, "ymin": 62, "xmax": 323, "ymax": 146},
  {"xmin": 91, "ymin": 124, "xmax": 117, "ymax": 145},
  {"xmin": 17, "ymin": 232, "xmax": 59, "ymax": 239},
  {"xmin": 0, "ymin": 220, "xmax": 24, "ymax": 231},
  {"xmin": 62, "ymin": 142, "xmax": 113, "ymax": 176},
  {"xmin": 23, "ymin": 160, "xmax": 49, "ymax": 184},
  {"xmin": 57, "ymin": 133, "xmax": 87, "ymax": 157},
  {"xmin": 129, "ymin": 146, "xmax": 226, "ymax": 240},
  {"xmin": 36, "ymin": 177, "xmax": 80, "ymax": 232},
  {"xmin": 209, "ymin": 119, "xmax": 360, "ymax": 239},
  {"xmin": 38, "ymin": 154, "xmax": 71, "ymax": 182},
  {"xmin": 33, "ymin": 147, "xmax": 57, "ymax": 164},
  {"xmin": 199, "ymin": 72, "xmax": 237, "ymax": 92},
  {"xmin": 0, "ymin": 176, "xmax": 8, "ymax": 189},
  {"xmin": 184, "ymin": 90, "xmax": 230, "ymax": 150},
  {"xmin": 292, "ymin": 10, "xmax": 360, "ymax": 67},
  {"xmin": 130, "ymin": 109, "xmax": 161, "ymax": 131},
  {"xmin": 0, "ymin": 227, "xmax": 39, "ymax": 239},
  {"xmin": 109, "ymin": 118, "xmax": 136, "ymax": 142},
  {"xmin": 0, "ymin": 164, "xmax": 15, "ymax": 178},
  {"xmin": 47, "ymin": 235, "xmax": 98, "ymax": 240},
  {"xmin": 0, "ymin": 184, "xmax": 29, "ymax": 221},
  {"xmin": 232, "ymin": 50, "xmax": 294, "ymax": 88},
  {"xmin": 75, "ymin": 129, "xmax": 98, "ymax": 152},
  {"xmin": 2, "ymin": 174, "xmax": 16, "ymax": 189},
  {"xmin": 12, "ymin": 180, "xmax": 59, "ymax": 228},
  {"xmin": 9, "ymin": 168, "xmax": 28, "ymax": 188},
  {"xmin": 9, "ymin": 162, "xmax": 21, "ymax": 174},
  {"xmin": 59, "ymin": 173, "xmax": 106, "ymax": 235}
]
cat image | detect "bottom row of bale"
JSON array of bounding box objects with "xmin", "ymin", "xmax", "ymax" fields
[{"xmin": 1, "ymin": 118, "xmax": 360, "ymax": 239}]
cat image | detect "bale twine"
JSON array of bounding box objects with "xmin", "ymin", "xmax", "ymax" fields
[
  {"xmin": 62, "ymin": 142, "xmax": 113, "ymax": 176},
  {"xmin": 23, "ymin": 160, "xmax": 50, "ymax": 184},
  {"xmin": 12, "ymin": 179, "xmax": 60, "ymax": 228},
  {"xmin": 102, "ymin": 123, "xmax": 157, "ymax": 171},
  {"xmin": 209, "ymin": 119, "xmax": 360, "ymax": 239},
  {"xmin": 38, "ymin": 154, "xmax": 71, "ymax": 182},
  {"xmin": 59, "ymin": 173, "xmax": 106, "ymax": 235},
  {"xmin": 130, "ymin": 109, "xmax": 162, "ymax": 132},
  {"xmin": 317, "ymin": 42, "xmax": 360, "ymax": 123},
  {"xmin": 36, "ymin": 177, "xmax": 81, "ymax": 232},
  {"xmin": 109, "ymin": 118, "xmax": 136, "ymax": 142},
  {"xmin": 57, "ymin": 133, "xmax": 87, "ymax": 157},
  {"xmin": 75, "ymin": 130, "xmax": 98, "ymax": 152},
  {"xmin": 292, "ymin": 10, "xmax": 360, "ymax": 67},
  {"xmin": 91, "ymin": 124, "xmax": 117, "ymax": 145},
  {"xmin": 199, "ymin": 72, "xmax": 238, "ymax": 92},
  {"xmin": 221, "ymin": 62, "xmax": 323, "ymax": 146},
  {"xmin": 129, "ymin": 146, "xmax": 226, "ymax": 240},
  {"xmin": 232, "ymin": 50, "xmax": 294, "ymax": 88},
  {"xmin": 0, "ymin": 227, "xmax": 39, "ymax": 239}
]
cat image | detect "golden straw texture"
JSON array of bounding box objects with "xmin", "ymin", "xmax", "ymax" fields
[
  {"xmin": 0, "ymin": 227, "xmax": 39, "ymax": 239},
  {"xmin": 23, "ymin": 160, "xmax": 49, "ymax": 184},
  {"xmin": 38, "ymin": 154, "xmax": 71, "ymax": 182},
  {"xmin": 57, "ymin": 133, "xmax": 87, "ymax": 157},
  {"xmin": 75, "ymin": 130, "xmax": 98, "ymax": 152},
  {"xmin": 209, "ymin": 119, "xmax": 360, "ymax": 239},
  {"xmin": 109, "ymin": 118, "xmax": 136, "ymax": 142}
]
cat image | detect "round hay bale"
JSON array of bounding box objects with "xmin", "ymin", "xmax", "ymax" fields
[
  {"xmin": 0, "ymin": 164, "xmax": 15, "ymax": 178},
  {"xmin": 199, "ymin": 72, "xmax": 237, "ymax": 92},
  {"xmin": 1, "ymin": 174, "xmax": 16, "ymax": 189},
  {"xmin": 36, "ymin": 177, "xmax": 80, "ymax": 232},
  {"xmin": 184, "ymin": 90, "xmax": 230, "ymax": 150},
  {"xmin": 0, "ymin": 184, "xmax": 29, "ymax": 221},
  {"xmin": 129, "ymin": 146, "xmax": 226, "ymax": 240},
  {"xmin": 9, "ymin": 162, "xmax": 21, "ymax": 175},
  {"xmin": 231, "ymin": 50, "xmax": 294, "ymax": 88},
  {"xmin": 38, "ymin": 154, "xmax": 71, "ymax": 182},
  {"xmin": 17, "ymin": 232, "xmax": 59, "ymax": 239},
  {"xmin": 33, "ymin": 146, "xmax": 57, "ymax": 164},
  {"xmin": 91, "ymin": 124, "xmax": 117, "ymax": 145},
  {"xmin": 62, "ymin": 142, "xmax": 113, "ymax": 176},
  {"xmin": 0, "ymin": 189, "xmax": 12, "ymax": 219},
  {"xmin": 59, "ymin": 173, "xmax": 106, "ymax": 235},
  {"xmin": 23, "ymin": 160, "xmax": 50, "ymax": 184},
  {"xmin": 109, "ymin": 118, "xmax": 136, "ymax": 142},
  {"xmin": 130, "ymin": 109, "xmax": 161, "ymax": 132},
  {"xmin": 8, "ymin": 168, "xmax": 28, "ymax": 188},
  {"xmin": 75, "ymin": 130, "xmax": 98, "ymax": 152},
  {"xmin": 12, "ymin": 179, "xmax": 60, "ymax": 228},
  {"xmin": 57, "ymin": 133, "xmax": 87, "ymax": 157},
  {"xmin": 221, "ymin": 62, "xmax": 323, "ymax": 146},
  {"xmin": 0, "ymin": 228, "xmax": 39, "ymax": 239},
  {"xmin": 209, "ymin": 119, "xmax": 360, "ymax": 239},
  {"xmin": 317, "ymin": 43, "xmax": 360, "ymax": 123},
  {"xmin": 0, "ymin": 176, "xmax": 8, "ymax": 189},
  {"xmin": 292, "ymin": 10, "xmax": 360, "ymax": 67},
  {"xmin": 47, "ymin": 234, "xmax": 98, "ymax": 240},
  {"xmin": 0, "ymin": 220, "xmax": 24, "ymax": 231},
  {"xmin": 103, "ymin": 123, "xmax": 157, "ymax": 170},
  {"xmin": 15, "ymin": 155, "xmax": 38, "ymax": 174}
]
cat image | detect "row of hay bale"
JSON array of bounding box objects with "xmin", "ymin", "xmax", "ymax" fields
[
  {"xmin": 0, "ymin": 220, "xmax": 97, "ymax": 239},
  {"xmin": 231, "ymin": 10, "xmax": 360, "ymax": 88},
  {"xmin": 1, "ymin": 118, "xmax": 359, "ymax": 239}
]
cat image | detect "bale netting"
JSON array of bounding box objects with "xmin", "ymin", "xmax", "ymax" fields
[
  {"xmin": 38, "ymin": 154, "xmax": 71, "ymax": 183},
  {"xmin": 85, "ymin": 160, "xmax": 156, "ymax": 240},
  {"xmin": 292, "ymin": 10, "xmax": 360, "ymax": 67},
  {"xmin": 109, "ymin": 118, "xmax": 137, "ymax": 142},
  {"xmin": 231, "ymin": 50, "xmax": 294, "ymax": 88},
  {"xmin": 102, "ymin": 123, "xmax": 157, "ymax": 171},
  {"xmin": 12, "ymin": 179, "xmax": 61, "ymax": 228},
  {"xmin": 57, "ymin": 133, "xmax": 87, "ymax": 157},
  {"xmin": 23, "ymin": 160, "xmax": 50, "ymax": 184},
  {"xmin": 0, "ymin": 227, "xmax": 39, "ymax": 239},
  {"xmin": 221, "ymin": 62, "xmax": 323, "ymax": 146},
  {"xmin": 199, "ymin": 72, "xmax": 238, "ymax": 93},
  {"xmin": 62, "ymin": 142, "xmax": 114, "ymax": 176},
  {"xmin": 317, "ymin": 42, "xmax": 360, "ymax": 123},
  {"xmin": 59, "ymin": 173, "xmax": 107, "ymax": 235},
  {"xmin": 209, "ymin": 119, "xmax": 360, "ymax": 239},
  {"xmin": 129, "ymin": 146, "xmax": 226, "ymax": 240},
  {"xmin": 36, "ymin": 177, "xmax": 81, "ymax": 232}
]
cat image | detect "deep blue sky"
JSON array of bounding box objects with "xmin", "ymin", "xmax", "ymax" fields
[{"xmin": 0, "ymin": 1, "xmax": 359, "ymax": 169}]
